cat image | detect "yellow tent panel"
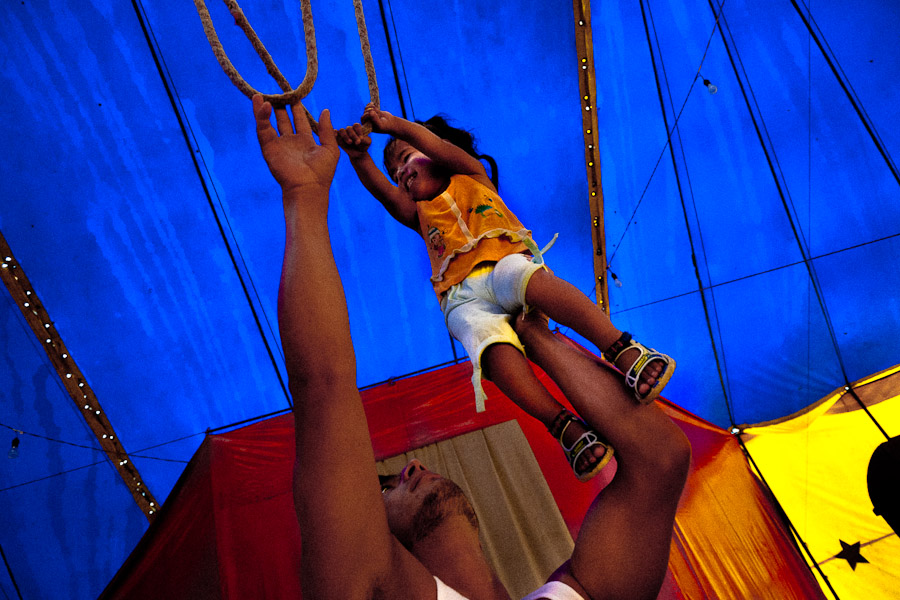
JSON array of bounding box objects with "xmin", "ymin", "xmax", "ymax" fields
[{"xmin": 743, "ymin": 365, "xmax": 900, "ymax": 599}]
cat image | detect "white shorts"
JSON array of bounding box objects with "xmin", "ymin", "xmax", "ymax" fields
[{"xmin": 440, "ymin": 252, "xmax": 546, "ymax": 412}]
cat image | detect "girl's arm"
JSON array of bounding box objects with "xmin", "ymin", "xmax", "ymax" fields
[
  {"xmin": 337, "ymin": 123, "xmax": 421, "ymax": 232},
  {"xmin": 363, "ymin": 105, "xmax": 490, "ymax": 184}
]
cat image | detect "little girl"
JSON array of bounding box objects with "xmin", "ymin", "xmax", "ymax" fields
[{"xmin": 337, "ymin": 104, "xmax": 675, "ymax": 482}]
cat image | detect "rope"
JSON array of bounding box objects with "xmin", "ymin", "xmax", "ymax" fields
[
  {"xmin": 353, "ymin": 0, "xmax": 380, "ymax": 112},
  {"xmin": 194, "ymin": 0, "xmax": 379, "ymax": 133}
]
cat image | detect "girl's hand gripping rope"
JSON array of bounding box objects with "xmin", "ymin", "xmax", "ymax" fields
[
  {"xmin": 361, "ymin": 103, "xmax": 399, "ymax": 135},
  {"xmin": 336, "ymin": 122, "xmax": 373, "ymax": 161}
]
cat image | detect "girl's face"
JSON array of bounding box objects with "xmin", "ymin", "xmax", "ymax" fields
[{"xmin": 387, "ymin": 141, "xmax": 448, "ymax": 201}]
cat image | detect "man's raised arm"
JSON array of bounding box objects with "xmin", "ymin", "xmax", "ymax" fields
[{"xmin": 252, "ymin": 96, "xmax": 434, "ymax": 599}]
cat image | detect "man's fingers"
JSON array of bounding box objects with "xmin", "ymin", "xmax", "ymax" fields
[
  {"xmin": 255, "ymin": 95, "xmax": 334, "ymax": 154},
  {"xmin": 290, "ymin": 102, "xmax": 315, "ymax": 142},
  {"xmin": 274, "ymin": 104, "xmax": 294, "ymax": 137},
  {"xmin": 253, "ymin": 94, "xmax": 278, "ymax": 147},
  {"xmin": 316, "ymin": 109, "xmax": 337, "ymax": 150}
]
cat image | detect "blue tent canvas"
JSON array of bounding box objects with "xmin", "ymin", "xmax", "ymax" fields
[{"xmin": 1, "ymin": 0, "xmax": 897, "ymax": 597}]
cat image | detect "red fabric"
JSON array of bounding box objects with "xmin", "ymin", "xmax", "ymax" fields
[{"xmin": 100, "ymin": 334, "xmax": 824, "ymax": 599}]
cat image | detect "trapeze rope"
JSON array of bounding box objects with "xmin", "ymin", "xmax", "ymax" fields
[{"xmin": 193, "ymin": 0, "xmax": 380, "ymax": 132}]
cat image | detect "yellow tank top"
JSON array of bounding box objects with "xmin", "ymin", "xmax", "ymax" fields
[{"xmin": 416, "ymin": 175, "xmax": 531, "ymax": 298}]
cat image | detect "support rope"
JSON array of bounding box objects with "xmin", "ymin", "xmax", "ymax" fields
[{"xmin": 193, "ymin": 0, "xmax": 379, "ymax": 132}]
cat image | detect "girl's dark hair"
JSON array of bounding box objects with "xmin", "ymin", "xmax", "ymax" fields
[{"xmin": 383, "ymin": 114, "xmax": 499, "ymax": 188}]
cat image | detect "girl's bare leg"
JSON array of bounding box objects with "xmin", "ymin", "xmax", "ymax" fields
[
  {"xmin": 524, "ymin": 269, "xmax": 664, "ymax": 397},
  {"xmin": 481, "ymin": 342, "xmax": 608, "ymax": 475}
]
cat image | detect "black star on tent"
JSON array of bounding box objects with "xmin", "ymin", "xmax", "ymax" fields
[{"xmin": 835, "ymin": 540, "xmax": 869, "ymax": 570}]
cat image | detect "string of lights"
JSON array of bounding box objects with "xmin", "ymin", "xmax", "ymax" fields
[{"xmin": 0, "ymin": 232, "xmax": 159, "ymax": 520}]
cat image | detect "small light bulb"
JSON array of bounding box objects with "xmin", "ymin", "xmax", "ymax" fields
[
  {"xmin": 609, "ymin": 270, "xmax": 623, "ymax": 288},
  {"xmin": 703, "ymin": 78, "xmax": 718, "ymax": 95},
  {"xmin": 8, "ymin": 437, "xmax": 20, "ymax": 459}
]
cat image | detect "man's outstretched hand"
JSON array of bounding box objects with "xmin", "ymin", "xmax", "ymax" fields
[{"xmin": 253, "ymin": 94, "xmax": 340, "ymax": 199}]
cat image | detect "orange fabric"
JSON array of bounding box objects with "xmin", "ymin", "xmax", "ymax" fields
[{"xmin": 416, "ymin": 174, "xmax": 530, "ymax": 298}]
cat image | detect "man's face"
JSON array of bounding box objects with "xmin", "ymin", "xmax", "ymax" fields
[{"xmin": 380, "ymin": 459, "xmax": 478, "ymax": 548}]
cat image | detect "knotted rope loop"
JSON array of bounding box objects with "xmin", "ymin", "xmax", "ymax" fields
[{"xmin": 194, "ymin": 0, "xmax": 379, "ymax": 134}]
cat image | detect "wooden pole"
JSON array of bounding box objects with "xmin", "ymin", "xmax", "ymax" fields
[{"xmin": 572, "ymin": 0, "xmax": 610, "ymax": 314}]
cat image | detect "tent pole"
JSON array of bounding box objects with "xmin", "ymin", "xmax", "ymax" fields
[{"xmin": 572, "ymin": 0, "xmax": 610, "ymax": 314}]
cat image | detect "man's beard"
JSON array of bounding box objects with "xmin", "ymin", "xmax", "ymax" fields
[{"xmin": 402, "ymin": 479, "xmax": 479, "ymax": 547}]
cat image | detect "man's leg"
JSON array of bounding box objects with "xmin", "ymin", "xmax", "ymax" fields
[{"xmin": 514, "ymin": 312, "xmax": 691, "ymax": 600}]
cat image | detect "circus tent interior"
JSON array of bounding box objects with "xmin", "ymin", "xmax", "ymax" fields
[{"xmin": 1, "ymin": 0, "xmax": 898, "ymax": 598}]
